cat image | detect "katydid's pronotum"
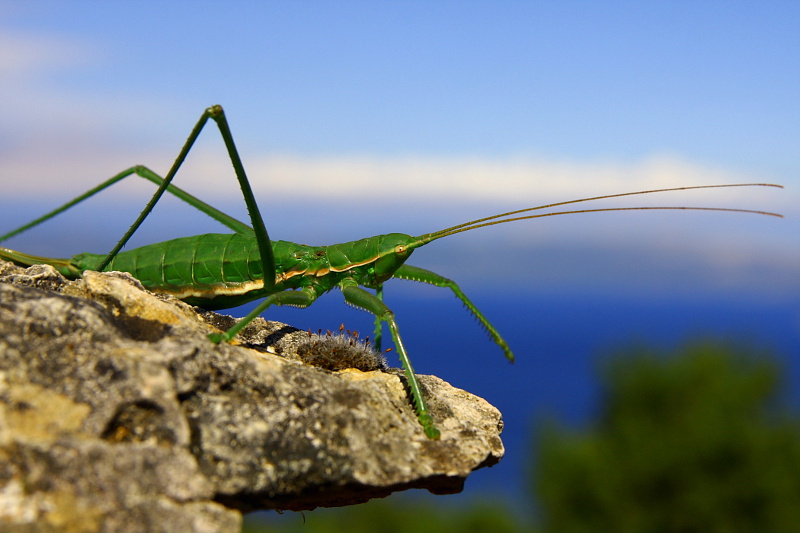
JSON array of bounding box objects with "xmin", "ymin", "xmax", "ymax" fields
[{"xmin": 0, "ymin": 105, "xmax": 783, "ymax": 439}]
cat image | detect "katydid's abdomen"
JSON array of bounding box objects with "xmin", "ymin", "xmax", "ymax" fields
[{"xmin": 71, "ymin": 234, "xmax": 322, "ymax": 310}]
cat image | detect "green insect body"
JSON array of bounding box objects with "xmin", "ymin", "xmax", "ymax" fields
[
  {"xmin": 67, "ymin": 233, "xmax": 411, "ymax": 310},
  {"xmin": 0, "ymin": 105, "xmax": 783, "ymax": 440}
]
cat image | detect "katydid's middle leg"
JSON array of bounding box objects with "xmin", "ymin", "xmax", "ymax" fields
[
  {"xmin": 207, "ymin": 287, "xmax": 319, "ymax": 343},
  {"xmin": 340, "ymin": 281, "xmax": 441, "ymax": 440},
  {"xmin": 393, "ymin": 264, "xmax": 515, "ymax": 362}
]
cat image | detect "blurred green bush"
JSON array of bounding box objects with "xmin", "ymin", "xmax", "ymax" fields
[{"xmin": 535, "ymin": 343, "xmax": 800, "ymax": 533}]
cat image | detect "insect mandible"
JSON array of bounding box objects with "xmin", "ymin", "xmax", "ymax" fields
[{"xmin": 0, "ymin": 105, "xmax": 783, "ymax": 439}]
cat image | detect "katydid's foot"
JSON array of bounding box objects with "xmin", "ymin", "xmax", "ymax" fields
[
  {"xmin": 420, "ymin": 414, "xmax": 441, "ymax": 440},
  {"xmin": 207, "ymin": 332, "xmax": 228, "ymax": 344},
  {"xmin": 425, "ymin": 426, "xmax": 441, "ymax": 440}
]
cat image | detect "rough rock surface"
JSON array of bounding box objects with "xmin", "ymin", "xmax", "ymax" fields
[{"xmin": 0, "ymin": 259, "xmax": 504, "ymax": 532}]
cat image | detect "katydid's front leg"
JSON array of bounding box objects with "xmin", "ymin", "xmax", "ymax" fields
[
  {"xmin": 340, "ymin": 280, "xmax": 441, "ymax": 440},
  {"xmin": 373, "ymin": 283, "xmax": 385, "ymax": 352},
  {"xmin": 393, "ymin": 265, "xmax": 514, "ymax": 362}
]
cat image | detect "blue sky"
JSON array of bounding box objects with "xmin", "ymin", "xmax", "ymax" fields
[{"xmin": 1, "ymin": 2, "xmax": 797, "ymax": 295}]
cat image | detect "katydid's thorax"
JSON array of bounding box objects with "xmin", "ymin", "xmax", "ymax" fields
[
  {"xmin": 322, "ymin": 232, "xmax": 415, "ymax": 287},
  {"xmin": 68, "ymin": 232, "xmax": 415, "ymax": 310}
]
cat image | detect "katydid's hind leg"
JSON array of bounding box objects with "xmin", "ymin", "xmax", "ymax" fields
[
  {"xmin": 208, "ymin": 288, "xmax": 318, "ymax": 343},
  {"xmin": 0, "ymin": 165, "xmax": 253, "ymax": 245},
  {"xmin": 4, "ymin": 106, "xmax": 275, "ymax": 298},
  {"xmin": 96, "ymin": 109, "xmax": 219, "ymax": 270},
  {"xmin": 340, "ymin": 282, "xmax": 441, "ymax": 440},
  {"xmin": 96, "ymin": 106, "xmax": 276, "ymax": 283},
  {"xmin": 132, "ymin": 166, "xmax": 252, "ymax": 234},
  {"xmin": 393, "ymin": 264, "xmax": 514, "ymax": 362},
  {"xmin": 206, "ymin": 106, "xmax": 275, "ymax": 290},
  {"xmin": 0, "ymin": 167, "xmax": 143, "ymax": 243}
]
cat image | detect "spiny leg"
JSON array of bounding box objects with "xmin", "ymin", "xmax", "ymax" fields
[
  {"xmin": 207, "ymin": 287, "xmax": 319, "ymax": 343},
  {"xmin": 340, "ymin": 280, "xmax": 440, "ymax": 439},
  {"xmin": 393, "ymin": 264, "xmax": 514, "ymax": 362},
  {"xmin": 0, "ymin": 165, "xmax": 252, "ymax": 244}
]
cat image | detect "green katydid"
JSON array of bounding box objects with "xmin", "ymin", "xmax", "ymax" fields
[{"xmin": 0, "ymin": 105, "xmax": 783, "ymax": 439}]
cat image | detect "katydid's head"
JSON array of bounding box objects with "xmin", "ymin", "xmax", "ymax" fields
[
  {"xmin": 406, "ymin": 183, "xmax": 783, "ymax": 248},
  {"xmin": 373, "ymin": 233, "xmax": 416, "ymax": 277}
]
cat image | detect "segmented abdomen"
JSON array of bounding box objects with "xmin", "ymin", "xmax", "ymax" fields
[{"xmin": 72, "ymin": 233, "xmax": 265, "ymax": 300}]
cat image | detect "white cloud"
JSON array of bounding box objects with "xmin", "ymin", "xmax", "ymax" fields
[
  {"xmin": 2, "ymin": 143, "xmax": 790, "ymax": 210},
  {"xmin": 240, "ymin": 153, "xmax": 778, "ymax": 204}
]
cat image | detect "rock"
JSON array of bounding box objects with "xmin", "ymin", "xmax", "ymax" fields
[{"xmin": 0, "ymin": 259, "xmax": 504, "ymax": 531}]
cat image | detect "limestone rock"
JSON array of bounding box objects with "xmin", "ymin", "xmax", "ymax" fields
[{"xmin": 0, "ymin": 259, "xmax": 504, "ymax": 531}]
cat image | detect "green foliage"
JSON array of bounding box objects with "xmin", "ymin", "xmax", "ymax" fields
[
  {"xmin": 534, "ymin": 343, "xmax": 800, "ymax": 533},
  {"xmin": 243, "ymin": 497, "xmax": 523, "ymax": 533}
]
